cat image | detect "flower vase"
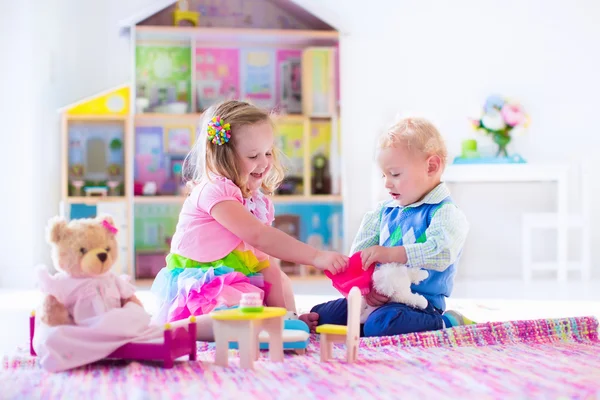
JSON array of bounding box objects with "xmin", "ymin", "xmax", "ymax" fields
[{"xmin": 492, "ymin": 131, "xmax": 511, "ymax": 158}]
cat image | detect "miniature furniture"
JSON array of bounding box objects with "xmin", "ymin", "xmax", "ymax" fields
[
  {"xmin": 316, "ymin": 286, "xmax": 361, "ymax": 363},
  {"xmin": 229, "ymin": 319, "xmax": 310, "ymax": 355},
  {"xmin": 84, "ymin": 186, "xmax": 109, "ymax": 197},
  {"xmin": 59, "ymin": 1, "xmax": 343, "ymax": 283},
  {"xmin": 521, "ymin": 162, "xmax": 591, "ymax": 282},
  {"xmin": 173, "ymin": 0, "xmax": 200, "ymax": 27},
  {"xmin": 210, "ymin": 306, "xmax": 286, "ymax": 370},
  {"xmin": 29, "ymin": 311, "xmax": 197, "ymax": 369}
]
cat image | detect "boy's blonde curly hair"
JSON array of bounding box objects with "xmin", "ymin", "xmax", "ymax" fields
[{"xmin": 379, "ymin": 117, "xmax": 448, "ymax": 165}]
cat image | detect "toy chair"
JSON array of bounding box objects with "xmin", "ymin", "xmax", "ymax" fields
[
  {"xmin": 325, "ymin": 252, "xmax": 375, "ymax": 296},
  {"xmin": 210, "ymin": 306, "xmax": 286, "ymax": 370},
  {"xmin": 315, "ymin": 286, "xmax": 361, "ymax": 363}
]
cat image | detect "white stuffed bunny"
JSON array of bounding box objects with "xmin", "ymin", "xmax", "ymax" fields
[{"xmin": 360, "ymin": 263, "xmax": 429, "ymax": 323}]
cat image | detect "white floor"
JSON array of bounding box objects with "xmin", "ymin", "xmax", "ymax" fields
[{"xmin": 2, "ymin": 278, "xmax": 600, "ymax": 355}]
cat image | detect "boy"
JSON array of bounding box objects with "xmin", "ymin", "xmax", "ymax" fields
[{"xmin": 302, "ymin": 117, "xmax": 473, "ymax": 336}]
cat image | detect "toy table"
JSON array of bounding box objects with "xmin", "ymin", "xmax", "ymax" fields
[{"xmin": 210, "ymin": 307, "xmax": 286, "ymax": 370}]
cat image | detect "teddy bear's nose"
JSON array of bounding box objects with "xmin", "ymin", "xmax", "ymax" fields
[{"xmin": 97, "ymin": 252, "xmax": 107, "ymax": 263}]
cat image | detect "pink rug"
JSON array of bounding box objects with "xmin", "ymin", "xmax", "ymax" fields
[{"xmin": 2, "ymin": 317, "xmax": 599, "ymax": 399}]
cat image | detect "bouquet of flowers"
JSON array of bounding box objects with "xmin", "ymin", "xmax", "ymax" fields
[{"xmin": 471, "ymin": 95, "xmax": 529, "ymax": 157}]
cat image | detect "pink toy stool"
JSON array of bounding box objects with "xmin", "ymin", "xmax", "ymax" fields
[{"xmin": 324, "ymin": 252, "xmax": 375, "ymax": 296}]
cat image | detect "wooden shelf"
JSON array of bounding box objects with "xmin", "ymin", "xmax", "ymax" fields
[
  {"xmin": 133, "ymin": 194, "xmax": 341, "ymax": 204},
  {"xmin": 272, "ymin": 195, "xmax": 342, "ymax": 203},
  {"xmin": 65, "ymin": 196, "xmax": 127, "ymax": 204},
  {"xmin": 135, "ymin": 248, "xmax": 169, "ymax": 255},
  {"xmin": 135, "ymin": 113, "xmax": 203, "ymax": 120},
  {"xmin": 135, "ymin": 26, "xmax": 339, "ymax": 46},
  {"xmin": 272, "ymin": 114, "xmax": 307, "ymax": 123},
  {"xmin": 134, "ymin": 195, "xmax": 186, "ymax": 204},
  {"xmin": 65, "ymin": 114, "xmax": 128, "ymax": 121},
  {"xmin": 135, "ymin": 113, "xmax": 312, "ymax": 122},
  {"xmin": 135, "ymin": 279, "xmax": 154, "ymax": 288}
]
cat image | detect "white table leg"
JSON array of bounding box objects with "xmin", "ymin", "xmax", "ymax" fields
[
  {"xmin": 320, "ymin": 334, "xmax": 329, "ymax": 362},
  {"xmin": 213, "ymin": 321, "xmax": 229, "ymax": 367},
  {"xmin": 557, "ymin": 170, "xmax": 569, "ymax": 282},
  {"xmin": 264, "ymin": 316, "xmax": 284, "ymax": 363},
  {"xmin": 238, "ymin": 321, "xmax": 256, "ymax": 370}
]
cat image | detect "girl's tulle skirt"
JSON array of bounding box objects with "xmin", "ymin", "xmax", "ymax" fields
[{"xmin": 151, "ymin": 252, "xmax": 270, "ymax": 324}]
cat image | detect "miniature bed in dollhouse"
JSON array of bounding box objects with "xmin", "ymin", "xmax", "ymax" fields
[
  {"xmin": 29, "ymin": 312, "xmax": 198, "ymax": 369},
  {"xmin": 58, "ymin": 0, "xmax": 345, "ymax": 283}
]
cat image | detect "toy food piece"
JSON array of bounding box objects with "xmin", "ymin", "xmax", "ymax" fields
[
  {"xmin": 239, "ymin": 293, "xmax": 264, "ymax": 313},
  {"xmin": 324, "ymin": 252, "xmax": 375, "ymax": 296}
]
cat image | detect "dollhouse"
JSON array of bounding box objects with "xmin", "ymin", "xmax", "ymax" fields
[{"xmin": 58, "ymin": 0, "xmax": 343, "ymax": 283}]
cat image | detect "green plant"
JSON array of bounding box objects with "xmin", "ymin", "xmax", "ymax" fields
[
  {"xmin": 110, "ymin": 138, "xmax": 123, "ymax": 151},
  {"xmin": 108, "ymin": 164, "xmax": 122, "ymax": 176}
]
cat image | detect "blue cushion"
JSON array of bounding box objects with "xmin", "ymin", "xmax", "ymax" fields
[{"xmin": 229, "ymin": 319, "xmax": 309, "ymax": 350}]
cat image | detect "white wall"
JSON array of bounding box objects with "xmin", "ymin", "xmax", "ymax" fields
[
  {"xmin": 1, "ymin": 0, "xmax": 598, "ymax": 287},
  {"xmin": 331, "ymin": 0, "xmax": 600, "ymax": 278},
  {"xmin": 0, "ymin": 1, "xmax": 37, "ymax": 288},
  {"xmin": 0, "ymin": 0, "xmax": 154, "ymax": 288}
]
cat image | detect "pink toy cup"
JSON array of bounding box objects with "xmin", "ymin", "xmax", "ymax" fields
[{"xmin": 324, "ymin": 252, "xmax": 375, "ymax": 297}]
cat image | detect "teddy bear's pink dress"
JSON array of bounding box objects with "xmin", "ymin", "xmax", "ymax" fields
[{"xmin": 33, "ymin": 268, "xmax": 163, "ymax": 372}]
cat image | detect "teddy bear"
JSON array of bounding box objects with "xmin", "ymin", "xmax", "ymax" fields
[
  {"xmin": 38, "ymin": 214, "xmax": 142, "ymax": 327},
  {"xmin": 360, "ymin": 263, "xmax": 429, "ymax": 322}
]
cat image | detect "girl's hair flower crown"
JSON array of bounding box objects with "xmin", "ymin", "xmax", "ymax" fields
[{"xmin": 207, "ymin": 116, "xmax": 231, "ymax": 145}]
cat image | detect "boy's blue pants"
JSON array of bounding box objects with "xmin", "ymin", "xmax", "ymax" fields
[{"xmin": 311, "ymin": 298, "xmax": 444, "ymax": 337}]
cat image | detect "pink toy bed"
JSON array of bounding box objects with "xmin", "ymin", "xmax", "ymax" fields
[{"xmin": 29, "ymin": 312, "xmax": 197, "ymax": 368}]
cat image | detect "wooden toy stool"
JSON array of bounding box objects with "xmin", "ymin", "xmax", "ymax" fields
[{"xmin": 316, "ymin": 286, "xmax": 361, "ymax": 363}]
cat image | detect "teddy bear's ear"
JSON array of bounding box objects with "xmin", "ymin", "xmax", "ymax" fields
[
  {"xmin": 97, "ymin": 214, "xmax": 115, "ymax": 227},
  {"xmin": 46, "ymin": 216, "xmax": 69, "ymax": 244}
]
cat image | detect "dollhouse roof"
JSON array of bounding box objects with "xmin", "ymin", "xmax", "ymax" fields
[
  {"xmin": 58, "ymin": 83, "xmax": 130, "ymax": 113},
  {"xmin": 118, "ymin": 0, "xmax": 337, "ymax": 33},
  {"xmin": 119, "ymin": 0, "xmax": 178, "ymax": 32}
]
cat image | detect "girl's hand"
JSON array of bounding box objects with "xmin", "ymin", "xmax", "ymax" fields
[{"xmin": 312, "ymin": 251, "xmax": 348, "ymax": 275}]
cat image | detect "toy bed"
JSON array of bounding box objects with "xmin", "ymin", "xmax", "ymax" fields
[{"xmin": 29, "ymin": 311, "xmax": 197, "ymax": 368}]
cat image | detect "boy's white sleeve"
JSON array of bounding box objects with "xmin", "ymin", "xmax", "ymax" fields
[
  {"xmin": 403, "ymin": 204, "xmax": 469, "ymax": 271},
  {"xmin": 350, "ymin": 202, "xmax": 385, "ymax": 254}
]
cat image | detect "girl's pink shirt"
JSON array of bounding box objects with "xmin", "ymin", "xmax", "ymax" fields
[{"xmin": 169, "ymin": 176, "xmax": 275, "ymax": 262}]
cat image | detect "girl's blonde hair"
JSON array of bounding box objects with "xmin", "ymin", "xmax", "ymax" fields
[
  {"xmin": 378, "ymin": 117, "xmax": 448, "ymax": 164},
  {"xmin": 183, "ymin": 100, "xmax": 284, "ymax": 197}
]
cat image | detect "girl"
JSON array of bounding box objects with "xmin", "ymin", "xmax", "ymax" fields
[{"xmin": 151, "ymin": 100, "xmax": 348, "ymax": 340}]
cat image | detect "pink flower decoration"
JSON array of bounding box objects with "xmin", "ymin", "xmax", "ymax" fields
[
  {"xmin": 501, "ymin": 103, "xmax": 526, "ymax": 127},
  {"xmin": 102, "ymin": 220, "xmax": 118, "ymax": 235}
]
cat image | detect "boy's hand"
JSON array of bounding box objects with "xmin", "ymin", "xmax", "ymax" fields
[
  {"xmin": 313, "ymin": 251, "xmax": 349, "ymax": 275},
  {"xmin": 365, "ymin": 289, "xmax": 390, "ymax": 306},
  {"xmin": 361, "ymin": 245, "xmax": 402, "ymax": 270}
]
